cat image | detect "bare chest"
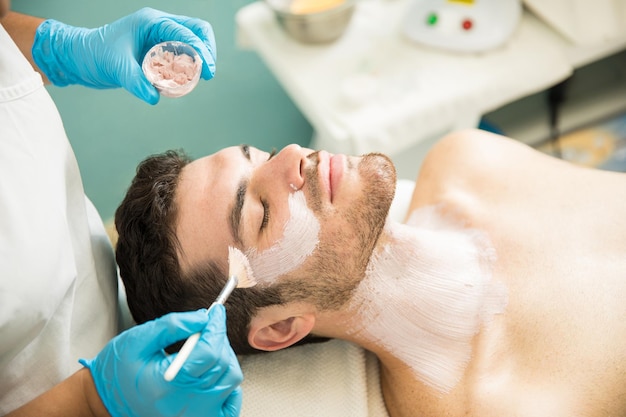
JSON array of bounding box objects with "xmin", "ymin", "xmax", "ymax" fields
[{"xmin": 380, "ymin": 256, "xmax": 626, "ymax": 417}]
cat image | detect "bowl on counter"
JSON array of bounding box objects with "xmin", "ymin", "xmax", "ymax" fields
[{"xmin": 265, "ymin": 0, "xmax": 356, "ymax": 44}]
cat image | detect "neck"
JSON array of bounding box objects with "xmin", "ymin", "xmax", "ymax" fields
[{"xmin": 344, "ymin": 206, "xmax": 508, "ymax": 394}]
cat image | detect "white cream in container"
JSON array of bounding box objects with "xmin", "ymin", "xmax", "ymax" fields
[{"xmin": 142, "ymin": 41, "xmax": 202, "ymax": 98}]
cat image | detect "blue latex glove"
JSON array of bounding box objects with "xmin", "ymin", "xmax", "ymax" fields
[
  {"xmin": 32, "ymin": 7, "xmax": 216, "ymax": 105},
  {"xmin": 79, "ymin": 306, "xmax": 242, "ymax": 417}
]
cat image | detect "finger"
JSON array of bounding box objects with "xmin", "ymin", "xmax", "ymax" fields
[
  {"xmin": 140, "ymin": 309, "xmax": 210, "ymax": 355},
  {"xmin": 166, "ymin": 15, "xmax": 217, "ymax": 62},
  {"xmin": 180, "ymin": 305, "xmax": 230, "ymax": 379},
  {"xmin": 182, "ymin": 336, "xmax": 243, "ymax": 389},
  {"xmin": 176, "ymin": 16, "xmax": 217, "ymax": 75},
  {"xmin": 152, "ymin": 20, "xmax": 216, "ymax": 80},
  {"xmin": 211, "ymin": 347, "xmax": 244, "ymax": 390},
  {"xmin": 222, "ymin": 387, "xmax": 243, "ymax": 417}
]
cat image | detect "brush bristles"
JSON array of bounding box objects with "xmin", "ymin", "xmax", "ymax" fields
[{"xmin": 228, "ymin": 246, "xmax": 257, "ymax": 288}]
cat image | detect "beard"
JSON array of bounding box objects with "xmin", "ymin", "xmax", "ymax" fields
[
  {"xmin": 276, "ymin": 152, "xmax": 397, "ymax": 311},
  {"xmin": 356, "ymin": 152, "xmax": 398, "ymax": 245}
]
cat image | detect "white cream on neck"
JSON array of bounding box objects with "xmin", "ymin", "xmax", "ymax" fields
[
  {"xmin": 247, "ymin": 191, "xmax": 320, "ymax": 284},
  {"xmin": 348, "ymin": 205, "xmax": 507, "ymax": 394}
]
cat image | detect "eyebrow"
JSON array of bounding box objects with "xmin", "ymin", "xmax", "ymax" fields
[{"xmin": 229, "ymin": 145, "xmax": 251, "ymax": 246}]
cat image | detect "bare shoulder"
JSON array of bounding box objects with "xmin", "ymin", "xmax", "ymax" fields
[
  {"xmin": 409, "ymin": 130, "xmax": 534, "ymax": 207},
  {"xmin": 408, "ymin": 128, "xmax": 626, "ymax": 215},
  {"xmin": 420, "ymin": 129, "xmax": 535, "ymax": 176}
]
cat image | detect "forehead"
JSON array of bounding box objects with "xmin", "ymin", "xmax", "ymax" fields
[{"xmin": 175, "ymin": 146, "xmax": 244, "ymax": 272}]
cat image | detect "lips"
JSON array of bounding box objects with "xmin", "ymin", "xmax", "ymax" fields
[
  {"xmin": 329, "ymin": 154, "xmax": 344, "ymax": 203},
  {"xmin": 315, "ymin": 150, "xmax": 344, "ymax": 203}
]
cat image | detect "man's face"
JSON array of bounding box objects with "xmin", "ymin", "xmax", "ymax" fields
[{"xmin": 175, "ymin": 144, "xmax": 396, "ymax": 309}]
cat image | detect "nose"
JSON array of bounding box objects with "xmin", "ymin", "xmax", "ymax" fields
[{"xmin": 256, "ymin": 144, "xmax": 306, "ymax": 192}]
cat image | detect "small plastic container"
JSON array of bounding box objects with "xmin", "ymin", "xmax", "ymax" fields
[{"xmin": 142, "ymin": 41, "xmax": 202, "ymax": 98}]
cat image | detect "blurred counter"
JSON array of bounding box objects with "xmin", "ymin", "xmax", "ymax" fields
[{"xmin": 236, "ymin": 0, "xmax": 626, "ymax": 165}]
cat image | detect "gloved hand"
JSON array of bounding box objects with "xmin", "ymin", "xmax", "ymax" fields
[
  {"xmin": 79, "ymin": 306, "xmax": 242, "ymax": 417},
  {"xmin": 32, "ymin": 7, "xmax": 216, "ymax": 105}
]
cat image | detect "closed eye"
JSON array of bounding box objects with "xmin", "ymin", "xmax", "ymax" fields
[
  {"xmin": 260, "ymin": 199, "xmax": 270, "ymax": 231},
  {"xmin": 259, "ymin": 148, "xmax": 276, "ymax": 231}
]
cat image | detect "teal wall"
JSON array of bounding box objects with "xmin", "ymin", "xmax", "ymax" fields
[{"xmin": 11, "ymin": 0, "xmax": 313, "ymax": 223}]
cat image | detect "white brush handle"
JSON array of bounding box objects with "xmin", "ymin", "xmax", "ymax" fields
[
  {"xmin": 164, "ymin": 303, "xmax": 217, "ymax": 381},
  {"xmin": 163, "ymin": 276, "xmax": 238, "ymax": 382},
  {"xmin": 164, "ymin": 331, "xmax": 200, "ymax": 381}
]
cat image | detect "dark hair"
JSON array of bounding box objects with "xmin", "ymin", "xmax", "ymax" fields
[
  {"xmin": 114, "ymin": 150, "xmax": 328, "ymax": 355},
  {"xmin": 114, "ymin": 150, "xmax": 191, "ymax": 324}
]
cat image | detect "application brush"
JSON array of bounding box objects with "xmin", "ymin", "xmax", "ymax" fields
[{"xmin": 164, "ymin": 246, "xmax": 256, "ymax": 381}]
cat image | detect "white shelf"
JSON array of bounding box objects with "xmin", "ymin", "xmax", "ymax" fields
[{"xmin": 236, "ymin": 0, "xmax": 626, "ymax": 158}]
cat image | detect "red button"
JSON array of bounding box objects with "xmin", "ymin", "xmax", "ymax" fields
[{"xmin": 462, "ymin": 19, "xmax": 473, "ymax": 30}]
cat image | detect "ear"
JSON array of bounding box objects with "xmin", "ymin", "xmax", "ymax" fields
[{"xmin": 248, "ymin": 312, "xmax": 316, "ymax": 352}]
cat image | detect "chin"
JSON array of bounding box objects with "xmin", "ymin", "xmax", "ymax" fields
[
  {"xmin": 356, "ymin": 152, "xmax": 397, "ymax": 246},
  {"xmin": 360, "ymin": 152, "xmax": 397, "ymax": 210}
]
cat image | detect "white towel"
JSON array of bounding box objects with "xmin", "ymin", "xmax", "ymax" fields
[{"xmin": 240, "ymin": 340, "xmax": 388, "ymax": 417}]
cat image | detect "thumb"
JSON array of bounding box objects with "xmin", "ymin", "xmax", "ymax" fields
[{"xmin": 121, "ymin": 62, "xmax": 160, "ymax": 105}]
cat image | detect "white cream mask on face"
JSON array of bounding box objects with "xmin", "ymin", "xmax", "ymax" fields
[
  {"xmin": 348, "ymin": 205, "xmax": 508, "ymax": 394},
  {"xmin": 247, "ymin": 191, "xmax": 320, "ymax": 284}
]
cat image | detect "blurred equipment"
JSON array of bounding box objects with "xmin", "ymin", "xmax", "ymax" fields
[
  {"xmin": 523, "ymin": 0, "xmax": 625, "ymax": 46},
  {"xmin": 402, "ymin": 0, "xmax": 522, "ymax": 52},
  {"xmin": 264, "ymin": 0, "xmax": 356, "ymax": 44}
]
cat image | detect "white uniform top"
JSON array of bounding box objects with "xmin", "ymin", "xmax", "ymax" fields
[{"xmin": 0, "ymin": 24, "xmax": 119, "ymax": 413}]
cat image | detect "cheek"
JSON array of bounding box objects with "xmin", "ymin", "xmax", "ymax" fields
[
  {"xmin": 317, "ymin": 219, "xmax": 371, "ymax": 278},
  {"xmin": 263, "ymin": 208, "xmax": 292, "ymax": 249},
  {"xmin": 248, "ymin": 191, "xmax": 320, "ymax": 284},
  {"xmin": 311, "ymin": 193, "xmax": 392, "ymax": 284}
]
